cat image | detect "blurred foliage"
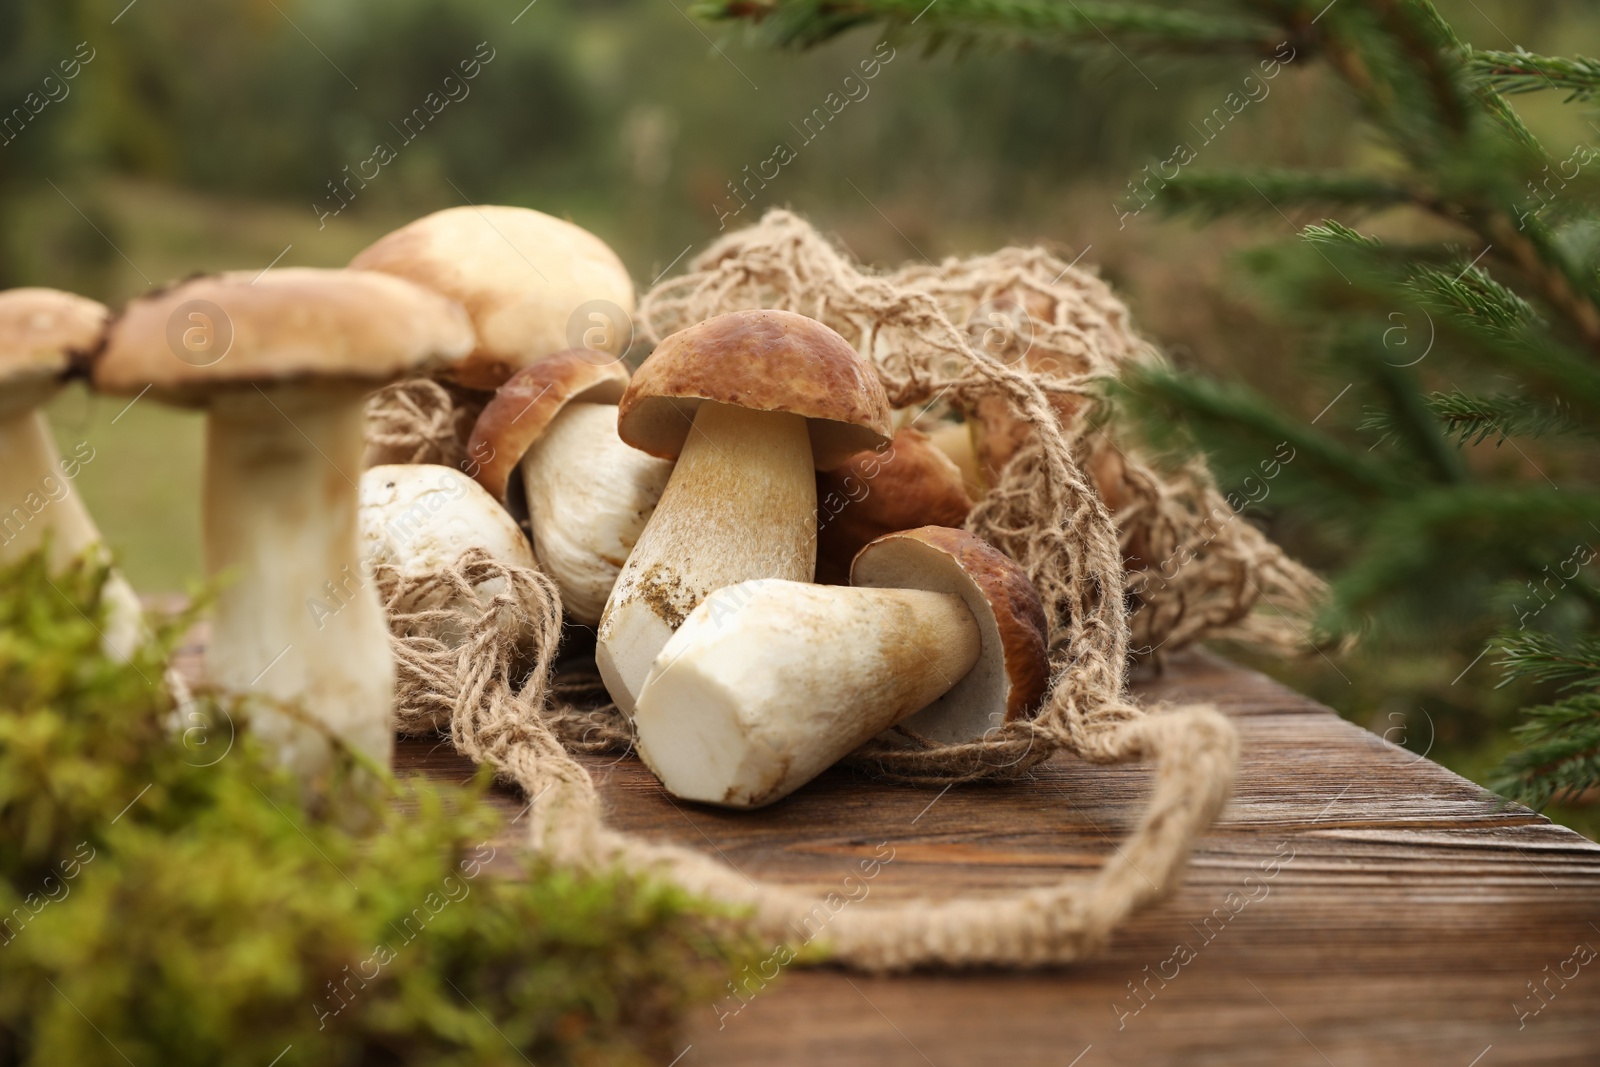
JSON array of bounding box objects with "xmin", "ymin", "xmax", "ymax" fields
[
  {"xmin": 0, "ymin": 550, "xmax": 755, "ymax": 1065},
  {"xmin": 0, "ymin": 0, "xmax": 1238, "ymax": 296}
]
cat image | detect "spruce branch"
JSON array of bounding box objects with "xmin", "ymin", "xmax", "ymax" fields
[
  {"xmin": 1302, "ymin": 220, "xmax": 1381, "ymax": 248},
  {"xmin": 1158, "ymin": 170, "xmax": 1414, "ymax": 218},
  {"xmin": 1301, "ymin": 6, "xmax": 1600, "ymax": 348},
  {"xmin": 1497, "ymin": 630, "xmax": 1600, "ymax": 693},
  {"xmin": 1362, "ymin": 352, "xmax": 1469, "ymax": 483},
  {"xmin": 1370, "ymin": 0, "xmax": 1472, "ymax": 137},
  {"xmin": 1445, "ymin": 323, "xmax": 1600, "ymax": 426},
  {"xmin": 1477, "ymin": 211, "xmax": 1600, "ymax": 356},
  {"xmin": 1470, "ymin": 49, "xmax": 1600, "ymax": 102},
  {"xmin": 1114, "ymin": 363, "xmax": 1404, "ymax": 498},
  {"xmin": 1490, "ymin": 693, "xmax": 1600, "ymax": 811},
  {"xmin": 1364, "ymin": 389, "xmax": 1579, "ymax": 449},
  {"xmin": 1431, "ymin": 390, "xmax": 1577, "ymax": 447},
  {"xmin": 1406, "ymin": 264, "xmax": 1536, "ymax": 333},
  {"xmin": 695, "ymin": 0, "xmax": 1281, "ymax": 53},
  {"xmin": 1332, "ymin": 488, "xmax": 1600, "ymax": 625}
]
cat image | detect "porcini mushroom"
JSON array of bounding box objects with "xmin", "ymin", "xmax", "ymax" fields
[
  {"xmin": 361, "ymin": 463, "xmax": 533, "ymax": 581},
  {"xmin": 93, "ymin": 269, "xmax": 473, "ymax": 784},
  {"xmin": 0, "ymin": 288, "xmax": 143, "ymax": 658},
  {"xmin": 852, "ymin": 526, "xmax": 1050, "ymax": 743},
  {"xmin": 596, "ymin": 310, "xmax": 892, "ymax": 715},
  {"xmin": 468, "ymin": 351, "xmax": 672, "ymax": 624},
  {"xmin": 631, "ymin": 526, "xmax": 1047, "ymax": 807},
  {"xmin": 954, "ymin": 288, "xmax": 1093, "ymax": 483},
  {"xmin": 924, "ymin": 419, "xmax": 986, "ymax": 499},
  {"xmin": 816, "ymin": 426, "xmax": 972, "ymax": 583},
  {"xmin": 1084, "ymin": 442, "xmax": 1154, "ymax": 570},
  {"xmin": 928, "ymin": 418, "xmax": 1152, "ymax": 572},
  {"xmin": 358, "ymin": 463, "xmax": 535, "ymax": 647},
  {"xmin": 350, "ymin": 205, "xmax": 635, "ymax": 391}
]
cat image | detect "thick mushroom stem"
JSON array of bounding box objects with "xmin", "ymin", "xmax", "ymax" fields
[
  {"xmin": 597, "ymin": 400, "xmax": 816, "ymax": 716},
  {"xmin": 518, "ymin": 402, "xmax": 672, "ymax": 625},
  {"xmin": 634, "ymin": 580, "xmax": 980, "ymax": 808},
  {"xmin": 205, "ymin": 388, "xmax": 394, "ymax": 784},
  {"xmin": 0, "ymin": 408, "xmax": 143, "ymax": 658}
]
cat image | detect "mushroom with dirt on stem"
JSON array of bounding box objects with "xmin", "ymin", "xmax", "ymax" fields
[
  {"xmin": 632, "ymin": 526, "xmax": 1048, "ymax": 808},
  {"xmin": 596, "ymin": 309, "xmax": 892, "ymax": 716},
  {"xmin": 0, "ymin": 287, "xmax": 143, "ymax": 659},
  {"xmin": 467, "ymin": 351, "xmax": 672, "ymax": 625},
  {"xmin": 93, "ymin": 269, "xmax": 474, "ymax": 786}
]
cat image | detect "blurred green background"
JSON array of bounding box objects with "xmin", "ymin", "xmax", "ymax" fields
[{"xmin": 8, "ymin": 0, "xmax": 1600, "ymax": 812}]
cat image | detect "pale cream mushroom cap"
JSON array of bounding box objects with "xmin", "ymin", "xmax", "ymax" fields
[
  {"xmin": 0, "ymin": 288, "xmax": 108, "ymax": 417},
  {"xmin": 350, "ymin": 205, "xmax": 635, "ymax": 390},
  {"xmin": 92, "ymin": 268, "xmax": 474, "ymax": 402}
]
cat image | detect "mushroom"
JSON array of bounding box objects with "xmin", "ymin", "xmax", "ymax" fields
[
  {"xmin": 358, "ymin": 463, "xmax": 536, "ymax": 647},
  {"xmin": 596, "ymin": 310, "xmax": 892, "ymax": 716},
  {"xmin": 923, "ymin": 419, "xmax": 986, "ymax": 499},
  {"xmin": 851, "ymin": 526, "xmax": 1050, "ymax": 743},
  {"xmin": 468, "ymin": 351, "xmax": 672, "ymax": 625},
  {"xmin": 0, "ymin": 288, "xmax": 143, "ymax": 659},
  {"xmin": 350, "ymin": 205, "xmax": 635, "ymax": 391},
  {"xmin": 93, "ymin": 269, "xmax": 474, "ymax": 784},
  {"xmin": 927, "ymin": 419, "xmax": 1153, "ymax": 571},
  {"xmin": 1085, "ymin": 443, "xmax": 1154, "ymax": 570},
  {"xmin": 955, "ymin": 289, "xmax": 1092, "ymax": 483},
  {"xmin": 816, "ymin": 426, "xmax": 972, "ymax": 583},
  {"xmin": 632, "ymin": 526, "xmax": 1048, "ymax": 807}
]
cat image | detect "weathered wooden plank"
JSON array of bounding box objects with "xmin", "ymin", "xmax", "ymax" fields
[{"xmin": 387, "ymin": 647, "xmax": 1600, "ymax": 1065}]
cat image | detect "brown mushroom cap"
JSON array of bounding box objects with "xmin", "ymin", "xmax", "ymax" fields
[
  {"xmin": 349, "ymin": 205, "xmax": 635, "ymax": 390},
  {"xmin": 0, "ymin": 288, "xmax": 109, "ymax": 416},
  {"xmin": 851, "ymin": 525, "xmax": 1049, "ymax": 740},
  {"xmin": 467, "ymin": 350, "xmax": 631, "ymax": 503},
  {"xmin": 816, "ymin": 427, "xmax": 973, "ymax": 583},
  {"xmin": 617, "ymin": 309, "xmax": 892, "ymax": 469},
  {"xmin": 91, "ymin": 268, "xmax": 475, "ymax": 404}
]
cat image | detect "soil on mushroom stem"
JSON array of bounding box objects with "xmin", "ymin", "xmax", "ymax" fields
[{"xmin": 633, "ymin": 561, "xmax": 696, "ymax": 630}]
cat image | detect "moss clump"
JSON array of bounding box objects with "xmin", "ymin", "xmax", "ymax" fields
[{"xmin": 0, "ymin": 551, "xmax": 757, "ymax": 1065}]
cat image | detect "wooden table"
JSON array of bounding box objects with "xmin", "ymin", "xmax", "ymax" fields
[{"xmin": 398, "ymin": 648, "xmax": 1600, "ymax": 1066}]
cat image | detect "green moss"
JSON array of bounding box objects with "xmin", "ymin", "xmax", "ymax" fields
[{"xmin": 0, "ymin": 550, "xmax": 759, "ymax": 1065}]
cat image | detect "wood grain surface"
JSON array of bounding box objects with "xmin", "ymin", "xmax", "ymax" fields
[{"xmin": 392, "ymin": 647, "xmax": 1600, "ymax": 1067}]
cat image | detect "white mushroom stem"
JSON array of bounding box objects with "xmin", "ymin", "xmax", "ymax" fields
[
  {"xmin": 205, "ymin": 388, "xmax": 393, "ymax": 784},
  {"xmin": 597, "ymin": 400, "xmax": 816, "ymax": 716},
  {"xmin": 0, "ymin": 408, "xmax": 143, "ymax": 660},
  {"xmin": 519, "ymin": 402, "xmax": 672, "ymax": 625},
  {"xmin": 925, "ymin": 420, "xmax": 986, "ymax": 500},
  {"xmin": 634, "ymin": 579, "xmax": 980, "ymax": 808}
]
